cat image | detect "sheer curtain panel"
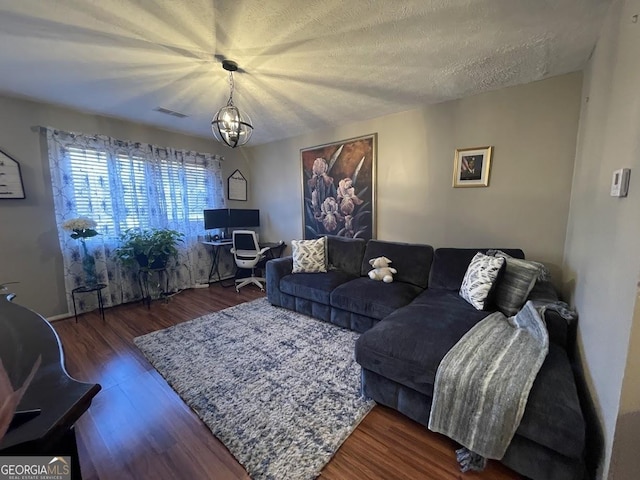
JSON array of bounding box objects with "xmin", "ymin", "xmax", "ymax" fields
[{"xmin": 46, "ymin": 128, "xmax": 225, "ymax": 314}]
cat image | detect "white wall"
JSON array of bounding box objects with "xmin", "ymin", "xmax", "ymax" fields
[
  {"xmin": 609, "ymin": 288, "xmax": 640, "ymax": 478},
  {"xmin": 563, "ymin": 0, "xmax": 640, "ymax": 478},
  {"xmin": 0, "ymin": 95, "xmax": 248, "ymax": 317},
  {"xmin": 247, "ymin": 73, "xmax": 582, "ymax": 282}
]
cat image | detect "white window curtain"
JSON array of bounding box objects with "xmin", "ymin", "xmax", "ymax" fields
[{"xmin": 46, "ymin": 128, "xmax": 226, "ymax": 314}]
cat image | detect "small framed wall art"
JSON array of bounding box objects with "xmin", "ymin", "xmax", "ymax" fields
[
  {"xmin": 227, "ymin": 169, "xmax": 247, "ymax": 201},
  {"xmin": 452, "ymin": 146, "xmax": 493, "ymax": 188},
  {"xmin": 0, "ymin": 148, "xmax": 26, "ymax": 199}
]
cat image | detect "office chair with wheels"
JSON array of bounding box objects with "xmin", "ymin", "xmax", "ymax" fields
[{"xmin": 231, "ymin": 230, "xmax": 270, "ymax": 292}]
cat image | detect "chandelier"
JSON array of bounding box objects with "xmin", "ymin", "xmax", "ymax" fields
[{"xmin": 211, "ymin": 60, "xmax": 253, "ymax": 148}]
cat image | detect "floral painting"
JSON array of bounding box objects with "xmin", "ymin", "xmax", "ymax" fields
[{"xmin": 301, "ymin": 134, "xmax": 376, "ymax": 240}]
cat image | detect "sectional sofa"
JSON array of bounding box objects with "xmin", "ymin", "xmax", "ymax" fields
[{"xmin": 266, "ymin": 236, "xmax": 585, "ymax": 480}]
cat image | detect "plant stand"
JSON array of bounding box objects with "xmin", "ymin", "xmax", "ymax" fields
[
  {"xmin": 138, "ymin": 268, "xmax": 169, "ymax": 309},
  {"xmin": 71, "ymin": 284, "xmax": 107, "ymax": 323}
]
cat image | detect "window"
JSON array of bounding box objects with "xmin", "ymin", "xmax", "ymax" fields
[
  {"xmin": 62, "ymin": 145, "xmax": 222, "ymax": 239},
  {"xmin": 48, "ymin": 129, "xmax": 225, "ymax": 311},
  {"xmin": 116, "ymin": 155, "xmax": 150, "ymax": 232}
]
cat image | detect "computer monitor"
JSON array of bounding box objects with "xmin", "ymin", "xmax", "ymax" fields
[
  {"xmin": 204, "ymin": 208, "xmax": 230, "ymax": 230},
  {"xmin": 228, "ymin": 209, "xmax": 260, "ymax": 228}
]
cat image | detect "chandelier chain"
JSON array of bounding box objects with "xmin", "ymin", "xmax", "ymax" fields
[{"xmin": 227, "ymin": 71, "xmax": 235, "ymax": 106}]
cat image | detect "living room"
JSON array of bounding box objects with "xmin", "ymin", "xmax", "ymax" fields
[{"xmin": 0, "ymin": 1, "xmax": 638, "ymax": 480}]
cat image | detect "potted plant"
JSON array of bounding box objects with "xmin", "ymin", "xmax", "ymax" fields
[{"xmin": 115, "ymin": 228, "xmax": 184, "ymax": 271}]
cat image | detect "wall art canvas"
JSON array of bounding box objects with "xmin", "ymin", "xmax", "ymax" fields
[
  {"xmin": 227, "ymin": 169, "xmax": 247, "ymax": 201},
  {"xmin": 301, "ymin": 134, "xmax": 376, "ymax": 240}
]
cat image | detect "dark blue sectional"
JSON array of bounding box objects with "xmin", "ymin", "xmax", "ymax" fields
[{"xmin": 266, "ymin": 236, "xmax": 585, "ymax": 480}]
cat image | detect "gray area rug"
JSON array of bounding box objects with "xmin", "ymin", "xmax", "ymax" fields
[{"xmin": 134, "ymin": 298, "xmax": 374, "ymax": 480}]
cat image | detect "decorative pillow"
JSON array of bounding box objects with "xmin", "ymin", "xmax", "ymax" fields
[
  {"xmin": 487, "ymin": 249, "xmax": 551, "ymax": 282},
  {"xmin": 291, "ymin": 237, "xmax": 327, "ymax": 273},
  {"xmin": 487, "ymin": 250, "xmax": 549, "ymax": 316},
  {"xmin": 459, "ymin": 252, "xmax": 505, "ymax": 310}
]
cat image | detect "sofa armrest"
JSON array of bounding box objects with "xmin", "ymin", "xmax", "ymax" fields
[
  {"xmin": 266, "ymin": 256, "xmax": 293, "ymax": 307},
  {"xmin": 527, "ymin": 281, "xmax": 571, "ymax": 352}
]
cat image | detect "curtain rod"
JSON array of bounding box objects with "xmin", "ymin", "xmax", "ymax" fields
[{"xmin": 29, "ymin": 125, "xmax": 224, "ymax": 160}]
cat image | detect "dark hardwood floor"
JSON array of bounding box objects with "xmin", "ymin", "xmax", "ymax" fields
[{"xmin": 53, "ymin": 285, "xmax": 521, "ymax": 480}]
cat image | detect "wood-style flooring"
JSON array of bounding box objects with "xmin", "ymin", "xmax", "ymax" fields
[{"xmin": 53, "ymin": 285, "xmax": 521, "ymax": 480}]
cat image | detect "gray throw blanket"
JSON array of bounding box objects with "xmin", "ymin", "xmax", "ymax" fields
[{"xmin": 428, "ymin": 301, "xmax": 549, "ymax": 469}]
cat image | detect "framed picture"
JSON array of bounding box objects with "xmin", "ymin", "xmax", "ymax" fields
[
  {"xmin": 227, "ymin": 169, "xmax": 247, "ymax": 201},
  {"xmin": 452, "ymin": 146, "xmax": 493, "ymax": 188},
  {"xmin": 0, "ymin": 148, "xmax": 26, "ymax": 199},
  {"xmin": 301, "ymin": 133, "xmax": 376, "ymax": 240}
]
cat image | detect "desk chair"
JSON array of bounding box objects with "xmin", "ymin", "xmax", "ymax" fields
[{"xmin": 231, "ymin": 230, "xmax": 270, "ymax": 292}]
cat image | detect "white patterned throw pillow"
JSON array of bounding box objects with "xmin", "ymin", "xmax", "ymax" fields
[
  {"xmin": 459, "ymin": 252, "xmax": 505, "ymax": 310},
  {"xmin": 291, "ymin": 237, "xmax": 327, "ymax": 273}
]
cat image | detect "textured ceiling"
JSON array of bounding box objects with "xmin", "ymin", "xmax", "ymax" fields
[{"xmin": 0, "ymin": 0, "xmax": 610, "ymax": 145}]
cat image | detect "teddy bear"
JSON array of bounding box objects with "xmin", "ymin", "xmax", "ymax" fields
[{"xmin": 368, "ymin": 256, "xmax": 397, "ymax": 283}]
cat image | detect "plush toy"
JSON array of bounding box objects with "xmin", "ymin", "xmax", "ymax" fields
[{"xmin": 368, "ymin": 256, "xmax": 397, "ymax": 283}]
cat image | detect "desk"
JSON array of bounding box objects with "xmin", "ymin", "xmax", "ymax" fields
[
  {"xmin": 71, "ymin": 283, "xmax": 107, "ymax": 323},
  {"xmin": 201, "ymin": 240, "xmax": 286, "ymax": 286},
  {"xmin": 201, "ymin": 240, "xmax": 233, "ymax": 284},
  {"xmin": 262, "ymin": 241, "xmax": 286, "ymax": 260}
]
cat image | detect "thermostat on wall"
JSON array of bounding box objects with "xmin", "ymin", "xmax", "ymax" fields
[{"xmin": 611, "ymin": 168, "xmax": 630, "ymax": 197}]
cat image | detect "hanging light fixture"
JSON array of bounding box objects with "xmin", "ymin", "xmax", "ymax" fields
[{"xmin": 211, "ymin": 60, "xmax": 253, "ymax": 148}]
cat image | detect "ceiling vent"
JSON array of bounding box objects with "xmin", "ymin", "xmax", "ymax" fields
[{"xmin": 154, "ymin": 107, "xmax": 188, "ymax": 118}]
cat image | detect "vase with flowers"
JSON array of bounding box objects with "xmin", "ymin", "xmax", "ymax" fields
[{"xmin": 62, "ymin": 217, "xmax": 100, "ymax": 286}]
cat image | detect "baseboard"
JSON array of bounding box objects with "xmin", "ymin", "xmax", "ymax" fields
[
  {"xmin": 193, "ymin": 283, "xmax": 210, "ymax": 289},
  {"xmin": 47, "ymin": 312, "xmax": 72, "ymax": 322},
  {"xmin": 208, "ymin": 274, "xmax": 235, "ymax": 283}
]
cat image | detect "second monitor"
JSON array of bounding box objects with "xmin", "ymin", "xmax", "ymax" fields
[{"xmin": 229, "ymin": 208, "xmax": 260, "ymax": 228}]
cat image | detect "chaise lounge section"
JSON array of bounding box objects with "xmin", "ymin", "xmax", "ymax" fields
[{"xmin": 266, "ymin": 237, "xmax": 585, "ymax": 480}]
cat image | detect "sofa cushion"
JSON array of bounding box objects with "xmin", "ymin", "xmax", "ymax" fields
[
  {"xmin": 489, "ymin": 249, "xmax": 551, "ymax": 282},
  {"xmin": 489, "ymin": 252, "xmax": 542, "ymax": 316},
  {"xmin": 459, "ymin": 252, "xmax": 505, "ymax": 310},
  {"xmin": 280, "ymin": 270, "xmax": 356, "ymax": 305},
  {"xmin": 430, "ymin": 248, "xmax": 524, "ymax": 290},
  {"xmin": 327, "ymin": 235, "xmax": 366, "ymax": 277},
  {"xmin": 515, "ymin": 344, "xmax": 585, "ymax": 459},
  {"xmin": 331, "ymin": 277, "xmax": 423, "ymax": 321},
  {"xmin": 291, "ymin": 237, "xmax": 327, "ymax": 273},
  {"xmin": 360, "ymin": 240, "xmax": 434, "ymax": 289},
  {"xmin": 355, "ymin": 289, "xmax": 487, "ymax": 396}
]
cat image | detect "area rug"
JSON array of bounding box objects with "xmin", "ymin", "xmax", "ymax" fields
[{"xmin": 134, "ymin": 298, "xmax": 374, "ymax": 480}]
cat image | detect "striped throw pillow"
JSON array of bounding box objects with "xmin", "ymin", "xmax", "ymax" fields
[
  {"xmin": 488, "ymin": 250, "xmax": 545, "ymax": 316},
  {"xmin": 292, "ymin": 237, "xmax": 327, "ymax": 273},
  {"xmin": 459, "ymin": 252, "xmax": 505, "ymax": 310}
]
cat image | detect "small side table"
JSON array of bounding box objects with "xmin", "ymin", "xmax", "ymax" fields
[{"xmin": 71, "ymin": 284, "xmax": 107, "ymax": 323}]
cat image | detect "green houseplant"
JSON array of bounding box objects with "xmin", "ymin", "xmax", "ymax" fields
[{"xmin": 115, "ymin": 228, "xmax": 184, "ymax": 271}]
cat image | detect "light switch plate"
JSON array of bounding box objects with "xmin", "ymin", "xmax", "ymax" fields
[{"xmin": 611, "ymin": 168, "xmax": 630, "ymax": 197}]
